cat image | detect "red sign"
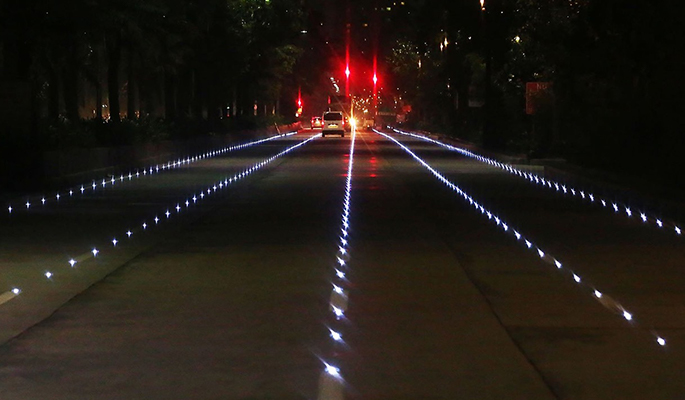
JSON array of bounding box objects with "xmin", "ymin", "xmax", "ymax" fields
[{"xmin": 526, "ymin": 82, "xmax": 552, "ymax": 115}]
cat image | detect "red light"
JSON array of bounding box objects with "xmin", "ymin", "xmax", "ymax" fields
[
  {"xmin": 345, "ymin": 67, "xmax": 350, "ymax": 78},
  {"xmin": 373, "ymin": 74, "xmax": 378, "ymax": 85}
]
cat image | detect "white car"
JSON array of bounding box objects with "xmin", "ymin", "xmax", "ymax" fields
[{"xmin": 322, "ymin": 111, "xmax": 345, "ymax": 137}]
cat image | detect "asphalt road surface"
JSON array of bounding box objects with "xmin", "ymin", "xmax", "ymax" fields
[{"xmin": 0, "ymin": 128, "xmax": 684, "ymax": 399}]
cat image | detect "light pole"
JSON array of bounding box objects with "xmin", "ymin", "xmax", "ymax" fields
[
  {"xmin": 373, "ymin": 54, "xmax": 378, "ymax": 123},
  {"xmin": 481, "ymin": 0, "xmax": 494, "ymax": 148}
]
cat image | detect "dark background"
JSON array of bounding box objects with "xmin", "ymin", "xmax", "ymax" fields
[{"xmin": 2, "ymin": 0, "xmax": 685, "ymax": 190}]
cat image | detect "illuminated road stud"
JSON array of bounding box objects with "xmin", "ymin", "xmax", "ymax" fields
[
  {"xmin": 325, "ymin": 363, "xmax": 341, "ymax": 377},
  {"xmin": 329, "ymin": 329, "xmax": 343, "ymax": 342},
  {"xmin": 332, "ymin": 306, "xmax": 344, "ymax": 319}
]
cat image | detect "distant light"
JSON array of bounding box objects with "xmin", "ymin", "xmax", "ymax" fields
[
  {"xmin": 69, "ymin": 259, "xmax": 77, "ymax": 267},
  {"xmin": 45, "ymin": 271, "xmax": 53, "ymax": 279},
  {"xmin": 11, "ymin": 288, "xmax": 21, "ymax": 295},
  {"xmin": 594, "ymin": 290, "xmax": 602, "ymax": 298},
  {"xmin": 657, "ymin": 337, "xmax": 666, "ymax": 346},
  {"xmin": 623, "ymin": 310, "xmax": 633, "ymax": 321},
  {"xmin": 92, "ymin": 248, "xmax": 99, "ymax": 257}
]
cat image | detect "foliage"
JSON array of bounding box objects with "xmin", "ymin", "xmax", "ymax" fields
[
  {"xmin": 1, "ymin": 0, "xmax": 306, "ymax": 135},
  {"xmin": 381, "ymin": 0, "xmax": 685, "ymax": 184}
]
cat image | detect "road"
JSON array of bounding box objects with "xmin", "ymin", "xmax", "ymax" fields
[{"xmin": 0, "ymin": 128, "xmax": 684, "ymax": 399}]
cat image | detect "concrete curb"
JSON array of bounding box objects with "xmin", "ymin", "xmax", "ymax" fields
[
  {"xmin": 0, "ymin": 123, "xmax": 300, "ymax": 206},
  {"xmin": 388, "ymin": 126, "xmax": 685, "ymax": 211}
]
